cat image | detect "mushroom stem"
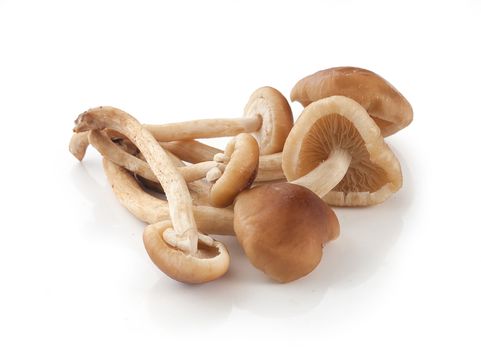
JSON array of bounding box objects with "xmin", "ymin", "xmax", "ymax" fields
[
  {"xmin": 291, "ymin": 148, "xmax": 352, "ymax": 198},
  {"xmin": 74, "ymin": 106, "xmax": 199, "ymax": 255},
  {"xmin": 144, "ymin": 115, "xmax": 262, "ymax": 141},
  {"xmin": 160, "ymin": 140, "xmax": 221, "ymax": 163},
  {"xmin": 103, "ymin": 159, "xmax": 234, "ymax": 235},
  {"xmin": 88, "ymin": 130, "xmax": 221, "ymax": 183}
]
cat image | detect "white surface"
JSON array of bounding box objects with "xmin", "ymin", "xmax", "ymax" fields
[{"xmin": 0, "ymin": 0, "xmax": 480, "ymax": 349}]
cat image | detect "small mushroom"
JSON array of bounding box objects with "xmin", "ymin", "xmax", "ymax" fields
[
  {"xmin": 74, "ymin": 106, "xmax": 230, "ymax": 283},
  {"xmin": 144, "ymin": 220, "xmax": 230, "ymax": 284},
  {"xmin": 290, "ymin": 67, "xmax": 413, "ymax": 137},
  {"xmin": 208, "ymin": 133, "xmax": 259, "ymax": 207},
  {"xmin": 233, "ymin": 182, "xmax": 339, "ymax": 283},
  {"xmin": 90, "ymin": 129, "xmax": 259, "ymax": 208},
  {"xmin": 145, "ymin": 86, "xmax": 293, "ymax": 155},
  {"xmin": 103, "ymin": 158, "xmax": 234, "ymax": 235},
  {"xmin": 282, "ymin": 96, "xmax": 402, "ymax": 206}
]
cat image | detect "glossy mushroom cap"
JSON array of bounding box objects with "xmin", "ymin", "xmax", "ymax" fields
[
  {"xmin": 290, "ymin": 67, "xmax": 413, "ymax": 137},
  {"xmin": 234, "ymin": 183, "xmax": 339, "ymax": 283},
  {"xmin": 143, "ymin": 221, "xmax": 230, "ymax": 284},
  {"xmin": 244, "ymin": 86, "xmax": 294, "ymax": 155},
  {"xmin": 282, "ymin": 96, "xmax": 403, "ymax": 206},
  {"xmin": 209, "ymin": 133, "xmax": 259, "ymax": 208}
]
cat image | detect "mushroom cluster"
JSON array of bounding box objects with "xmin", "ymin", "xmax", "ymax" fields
[{"xmin": 70, "ymin": 67, "xmax": 412, "ymax": 284}]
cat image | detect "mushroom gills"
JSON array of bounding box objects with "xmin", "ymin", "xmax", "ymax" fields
[{"xmin": 299, "ymin": 113, "xmax": 390, "ymax": 194}]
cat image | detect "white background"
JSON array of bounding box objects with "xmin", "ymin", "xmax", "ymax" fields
[{"xmin": 1, "ymin": 0, "xmax": 480, "ymax": 349}]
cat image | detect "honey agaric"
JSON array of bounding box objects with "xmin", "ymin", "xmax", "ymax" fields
[
  {"xmin": 282, "ymin": 96, "xmax": 403, "ymax": 206},
  {"xmin": 234, "ymin": 183, "xmax": 339, "ymax": 283},
  {"xmin": 144, "ymin": 220, "xmax": 230, "ymax": 284},
  {"xmin": 290, "ymin": 67, "xmax": 413, "ymax": 137}
]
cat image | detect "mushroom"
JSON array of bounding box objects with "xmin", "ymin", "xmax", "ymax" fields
[
  {"xmin": 282, "ymin": 96, "xmax": 403, "ymax": 206},
  {"xmin": 102, "ymin": 158, "xmax": 234, "ymax": 235},
  {"xmin": 89, "ymin": 129, "xmax": 259, "ymax": 208},
  {"xmin": 145, "ymin": 86, "xmax": 293, "ymax": 155},
  {"xmin": 290, "ymin": 66, "xmax": 413, "ymax": 137},
  {"xmin": 176, "ymin": 96, "xmax": 403, "ymax": 206},
  {"xmin": 73, "ymin": 106, "xmax": 230, "ymax": 283},
  {"xmin": 233, "ymin": 182, "xmax": 340, "ymax": 283},
  {"xmin": 88, "ymin": 129, "xmax": 218, "ymax": 183},
  {"xmin": 144, "ymin": 220, "xmax": 230, "ymax": 284}
]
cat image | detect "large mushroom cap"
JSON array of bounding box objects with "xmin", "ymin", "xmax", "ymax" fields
[
  {"xmin": 143, "ymin": 221, "xmax": 230, "ymax": 284},
  {"xmin": 234, "ymin": 183, "xmax": 339, "ymax": 283},
  {"xmin": 290, "ymin": 67, "xmax": 413, "ymax": 137},
  {"xmin": 244, "ymin": 86, "xmax": 293, "ymax": 155},
  {"xmin": 282, "ymin": 96, "xmax": 402, "ymax": 207},
  {"xmin": 209, "ymin": 133, "xmax": 259, "ymax": 208}
]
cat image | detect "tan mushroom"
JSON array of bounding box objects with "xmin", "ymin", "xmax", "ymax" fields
[
  {"xmin": 234, "ymin": 182, "xmax": 339, "ymax": 283},
  {"xmin": 290, "ymin": 67, "xmax": 413, "ymax": 137},
  {"xmin": 90, "ymin": 129, "xmax": 258, "ymax": 208},
  {"xmin": 145, "ymin": 86, "xmax": 293, "ymax": 155},
  {"xmin": 74, "ymin": 106, "xmax": 230, "ymax": 283},
  {"xmin": 282, "ymin": 96, "xmax": 402, "ymax": 206},
  {"xmin": 102, "ymin": 158, "xmax": 234, "ymax": 235},
  {"xmin": 208, "ymin": 133, "xmax": 259, "ymax": 207},
  {"xmin": 144, "ymin": 220, "xmax": 230, "ymax": 284}
]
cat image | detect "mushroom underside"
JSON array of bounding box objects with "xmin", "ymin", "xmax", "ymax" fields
[{"xmin": 298, "ymin": 113, "xmax": 390, "ymax": 194}]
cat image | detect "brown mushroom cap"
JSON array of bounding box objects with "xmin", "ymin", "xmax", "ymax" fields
[
  {"xmin": 244, "ymin": 86, "xmax": 293, "ymax": 155},
  {"xmin": 209, "ymin": 133, "xmax": 259, "ymax": 208},
  {"xmin": 282, "ymin": 96, "xmax": 402, "ymax": 207},
  {"xmin": 290, "ymin": 67, "xmax": 413, "ymax": 137},
  {"xmin": 233, "ymin": 183, "xmax": 339, "ymax": 283},
  {"xmin": 143, "ymin": 221, "xmax": 230, "ymax": 284}
]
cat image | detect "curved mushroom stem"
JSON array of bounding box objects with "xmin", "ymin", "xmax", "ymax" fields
[
  {"xmin": 74, "ymin": 106, "xmax": 199, "ymax": 255},
  {"xmin": 144, "ymin": 115, "xmax": 262, "ymax": 141},
  {"xmin": 88, "ymin": 130, "xmax": 222, "ymax": 184},
  {"xmin": 103, "ymin": 159, "xmax": 234, "ymax": 235},
  {"xmin": 291, "ymin": 148, "xmax": 352, "ymax": 198},
  {"xmin": 69, "ymin": 132, "xmax": 90, "ymax": 161}
]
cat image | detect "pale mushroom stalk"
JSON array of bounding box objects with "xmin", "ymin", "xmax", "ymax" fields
[
  {"xmin": 88, "ymin": 130, "xmax": 221, "ymax": 183},
  {"xmin": 103, "ymin": 158, "xmax": 234, "ymax": 235},
  {"xmin": 291, "ymin": 149, "xmax": 352, "ymax": 198},
  {"xmin": 282, "ymin": 96, "xmax": 403, "ymax": 207},
  {"xmin": 145, "ymin": 116, "xmax": 262, "ymax": 141},
  {"xmin": 160, "ymin": 140, "xmax": 222, "ymax": 164},
  {"xmin": 73, "ymin": 106, "xmax": 199, "ymax": 255}
]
